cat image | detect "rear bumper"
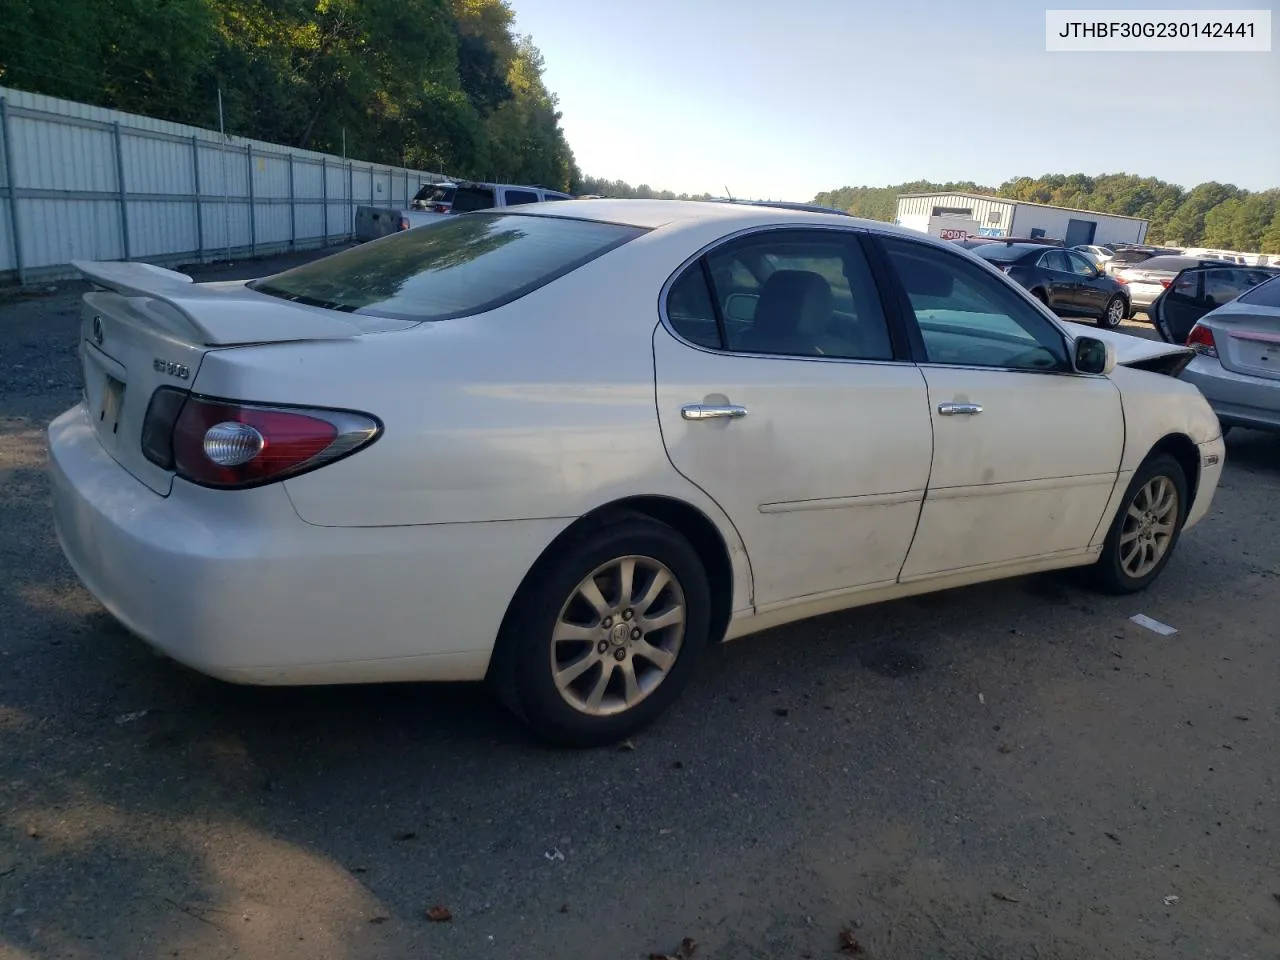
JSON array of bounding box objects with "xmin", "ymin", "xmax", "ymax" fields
[
  {"xmin": 1181, "ymin": 357, "xmax": 1280, "ymax": 432},
  {"xmin": 47, "ymin": 403, "xmax": 568, "ymax": 684}
]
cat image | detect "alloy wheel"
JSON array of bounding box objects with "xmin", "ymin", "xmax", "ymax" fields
[
  {"xmin": 1106, "ymin": 297, "xmax": 1125, "ymax": 326},
  {"xmin": 1119, "ymin": 475, "xmax": 1179, "ymax": 578},
  {"xmin": 550, "ymin": 555, "xmax": 686, "ymax": 716}
]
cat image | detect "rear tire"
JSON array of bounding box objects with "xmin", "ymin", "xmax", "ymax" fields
[
  {"xmin": 1098, "ymin": 295, "xmax": 1125, "ymax": 328},
  {"xmin": 489, "ymin": 518, "xmax": 711, "ymax": 747},
  {"xmin": 1088, "ymin": 453, "xmax": 1188, "ymax": 595}
]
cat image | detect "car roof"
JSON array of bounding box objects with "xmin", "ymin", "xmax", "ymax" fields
[{"xmin": 505, "ymin": 198, "xmax": 901, "ymax": 232}]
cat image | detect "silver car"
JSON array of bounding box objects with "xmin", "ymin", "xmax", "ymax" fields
[
  {"xmin": 1177, "ymin": 274, "xmax": 1280, "ymax": 433},
  {"xmin": 1116, "ymin": 255, "xmax": 1234, "ymax": 317}
]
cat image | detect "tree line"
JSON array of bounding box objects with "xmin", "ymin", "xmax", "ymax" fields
[
  {"xmin": 813, "ymin": 175, "xmax": 1280, "ymax": 253},
  {"xmin": 4, "ymin": 7, "xmax": 1274, "ymax": 248},
  {"xmin": 0, "ymin": 0, "xmax": 579, "ymax": 191}
]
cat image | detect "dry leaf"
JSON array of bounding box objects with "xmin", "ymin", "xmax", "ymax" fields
[
  {"xmin": 368, "ymin": 915, "xmax": 389, "ymax": 925},
  {"xmin": 997, "ymin": 743, "xmax": 1013, "ymax": 755},
  {"xmin": 618, "ymin": 739, "xmax": 636, "ymax": 751},
  {"xmin": 838, "ymin": 927, "xmax": 864, "ymax": 953},
  {"xmin": 425, "ymin": 905, "xmax": 452, "ymax": 923},
  {"xmin": 649, "ymin": 936, "xmax": 697, "ymax": 960},
  {"xmin": 773, "ymin": 707, "xmax": 789, "ymax": 717},
  {"xmin": 394, "ymin": 831, "xmax": 417, "ymax": 841},
  {"xmin": 992, "ymin": 891, "xmax": 1021, "ymax": 903},
  {"xmin": 1105, "ymin": 832, "xmax": 1121, "ymax": 844}
]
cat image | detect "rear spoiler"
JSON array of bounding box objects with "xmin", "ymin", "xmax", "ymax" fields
[{"xmin": 73, "ymin": 260, "xmax": 363, "ymax": 346}]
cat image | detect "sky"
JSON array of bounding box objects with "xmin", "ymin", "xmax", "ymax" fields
[{"xmin": 511, "ymin": 0, "xmax": 1279, "ymax": 199}]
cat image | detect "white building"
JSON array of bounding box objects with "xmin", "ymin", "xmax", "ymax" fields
[{"xmin": 895, "ymin": 192, "xmax": 1149, "ymax": 248}]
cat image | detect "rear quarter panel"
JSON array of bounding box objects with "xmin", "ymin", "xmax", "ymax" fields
[{"xmin": 189, "ymin": 221, "xmax": 759, "ymax": 610}]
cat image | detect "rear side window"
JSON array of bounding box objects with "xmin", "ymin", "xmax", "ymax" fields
[
  {"xmin": 451, "ymin": 186, "xmax": 497, "ymax": 212},
  {"xmin": 503, "ymin": 189, "xmax": 540, "ymax": 206},
  {"xmin": 664, "ymin": 230, "xmax": 895, "ymax": 361},
  {"xmin": 251, "ymin": 213, "xmax": 645, "ymax": 321},
  {"xmin": 1237, "ymin": 275, "xmax": 1280, "ymax": 307}
]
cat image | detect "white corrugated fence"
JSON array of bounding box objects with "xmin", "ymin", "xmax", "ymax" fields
[{"xmin": 0, "ymin": 86, "xmax": 446, "ymax": 284}]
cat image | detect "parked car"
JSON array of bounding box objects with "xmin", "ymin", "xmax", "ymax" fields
[
  {"xmin": 1149, "ymin": 264, "xmax": 1280, "ymax": 346},
  {"xmin": 1168, "ymin": 274, "xmax": 1280, "ymax": 434},
  {"xmin": 972, "ymin": 242, "xmax": 1130, "ymax": 327},
  {"xmin": 1113, "ymin": 255, "xmax": 1236, "ymax": 317},
  {"xmin": 353, "ymin": 179, "xmax": 573, "ymax": 242},
  {"xmin": 1104, "ymin": 245, "xmax": 1181, "ymax": 276},
  {"xmin": 51, "ymin": 201, "xmax": 1223, "ymax": 746},
  {"xmin": 1073, "ymin": 244, "xmax": 1115, "ymax": 268}
]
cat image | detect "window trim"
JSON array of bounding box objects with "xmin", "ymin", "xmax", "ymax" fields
[
  {"xmin": 866, "ymin": 233, "xmax": 1087, "ymax": 377},
  {"xmin": 657, "ymin": 224, "xmax": 915, "ymax": 366}
]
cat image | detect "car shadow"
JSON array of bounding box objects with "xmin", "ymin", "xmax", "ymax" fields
[{"xmin": 1224, "ymin": 428, "xmax": 1280, "ymax": 477}]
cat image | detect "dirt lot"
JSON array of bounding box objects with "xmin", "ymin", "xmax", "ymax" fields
[{"xmin": 1, "ymin": 253, "xmax": 1278, "ymax": 960}]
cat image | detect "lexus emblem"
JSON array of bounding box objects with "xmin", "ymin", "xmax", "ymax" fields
[{"xmin": 92, "ymin": 315, "xmax": 104, "ymax": 345}]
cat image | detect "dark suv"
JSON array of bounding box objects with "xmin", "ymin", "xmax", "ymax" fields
[{"xmin": 973, "ymin": 242, "xmax": 1131, "ymax": 328}]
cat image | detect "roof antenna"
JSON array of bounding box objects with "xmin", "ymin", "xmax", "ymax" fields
[{"xmin": 725, "ymin": 185, "xmax": 734, "ymax": 201}]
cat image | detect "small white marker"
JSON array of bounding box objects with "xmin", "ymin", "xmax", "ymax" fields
[{"xmin": 1130, "ymin": 614, "xmax": 1177, "ymax": 636}]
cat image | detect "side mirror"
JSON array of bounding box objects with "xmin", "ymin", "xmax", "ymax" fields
[{"xmin": 1074, "ymin": 336, "xmax": 1117, "ymax": 375}]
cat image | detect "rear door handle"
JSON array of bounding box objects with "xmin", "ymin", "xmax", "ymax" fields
[
  {"xmin": 682, "ymin": 403, "xmax": 748, "ymax": 421},
  {"xmin": 938, "ymin": 402, "xmax": 983, "ymax": 416}
]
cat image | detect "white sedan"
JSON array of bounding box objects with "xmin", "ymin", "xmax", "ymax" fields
[{"xmin": 49, "ymin": 201, "xmax": 1225, "ymax": 746}]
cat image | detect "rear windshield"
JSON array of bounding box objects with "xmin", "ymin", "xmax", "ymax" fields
[
  {"xmin": 972, "ymin": 244, "xmax": 1032, "ymax": 263},
  {"xmin": 412, "ymin": 184, "xmax": 455, "ymax": 204},
  {"xmin": 1133, "ymin": 256, "xmax": 1201, "ymax": 271},
  {"xmin": 1111, "ymin": 250, "xmax": 1155, "ymax": 263},
  {"xmin": 1238, "ymin": 275, "xmax": 1280, "ymax": 308},
  {"xmin": 250, "ymin": 212, "xmax": 646, "ymax": 322}
]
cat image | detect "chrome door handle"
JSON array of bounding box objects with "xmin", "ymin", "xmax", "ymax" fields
[
  {"xmin": 938, "ymin": 402, "xmax": 983, "ymax": 416},
  {"xmin": 681, "ymin": 403, "xmax": 748, "ymax": 421}
]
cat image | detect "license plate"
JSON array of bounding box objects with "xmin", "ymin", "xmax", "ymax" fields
[{"xmin": 99, "ymin": 374, "xmax": 125, "ymax": 436}]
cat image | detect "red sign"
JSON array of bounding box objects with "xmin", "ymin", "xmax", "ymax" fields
[{"xmin": 939, "ymin": 228, "xmax": 969, "ymax": 240}]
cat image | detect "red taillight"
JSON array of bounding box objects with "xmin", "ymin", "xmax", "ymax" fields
[
  {"xmin": 432, "ymin": 203, "xmax": 450, "ymax": 214},
  {"xmin": 1186, "ymin": 323, "xmax": 1218, "ymax": 358},
  {"xmin": 398, "ymin": 216, "xmax": 411, "ymax": 231},
  {"xmin": 142, "ymin": 394, "xmax": 380, "ymax": 489},
  {"xmin": 1160, "ymin": 279, "xmax": 1172, "ymax": 288},
  {"xmin": 1114, "ymin": 277, "xmax": 1128, "ymax": 284}
]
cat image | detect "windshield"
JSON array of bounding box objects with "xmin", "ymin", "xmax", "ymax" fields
[{"xmin": 250, "ymin": 213, "xmax": 646, "ymax": 321}]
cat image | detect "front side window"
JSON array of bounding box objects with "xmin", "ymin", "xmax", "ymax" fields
[
  {"xmin": 665, "ymin": 230, "xmax": 895, "ymax": 361},
  {"xmin": 880, "ymin": 236, "xmax": 1070, "ymax": 372},
  {"xmin": 1039, "ymin": 250, "xmax": 1070, "ymax": 272},
  {"xmin": 251, "ymin": 212, "xmax": 645, "ymax": 322},
  {"xmin": 1205, "ymin": 268, "xmax": 1276, "ymax": 306},
  {"xmin": 1066, "ymin": 252, "xmax": 1098, "ymax": 276}
]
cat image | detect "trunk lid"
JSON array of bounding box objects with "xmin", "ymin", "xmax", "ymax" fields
[
  {"xmin": 74, "ymin": 261, "xmax": 411, "ymax": 495},
  {"xmin": 1207, "ymin": 306, "xmax": 1280, "ymax": 382}
]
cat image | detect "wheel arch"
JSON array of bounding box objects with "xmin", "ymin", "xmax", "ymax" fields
[
  {"xmin": 496, "ymin": 496, "xmax": 739, "ymax": 656},
  {"xmin": 1148, "ymin": 432, "xmax": 1201, "ymax": 507}
]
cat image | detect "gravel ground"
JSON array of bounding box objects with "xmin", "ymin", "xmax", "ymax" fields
[{"xmin": 1, "ymin": 252, "xmax": 1278, "ymax": 960}]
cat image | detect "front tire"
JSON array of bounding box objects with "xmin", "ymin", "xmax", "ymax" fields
[
  {"xmin": 1099, "ymin": 295, "xmax": 1126, "ymax": 328},
  {"xmin": 489, "ymin": 518, "xmax": 711, "ymax": 747},
  {"xmin": 1088, "ymin": 453, "xmax": 1188, "ymax": 594}
]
